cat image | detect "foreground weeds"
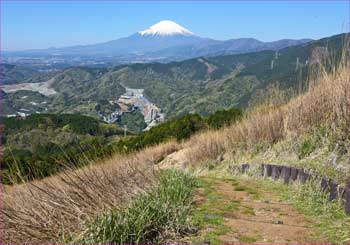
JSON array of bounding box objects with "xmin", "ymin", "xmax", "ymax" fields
[
  {"xmin": 2, "ymin": 142, "xmax": 178, "ymax": 243},
  {"xmin": 71, "ymin": 170, "xmax": 197, "ymax": 244}
]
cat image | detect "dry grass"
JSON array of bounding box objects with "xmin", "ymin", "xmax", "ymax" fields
[
  {"xmin": 184, "ymin": 41, "xmax": 350, "ymax": 167},
  {"xmin": 2, "ymin": 141, "xmax": 179, "ymax": 243}
]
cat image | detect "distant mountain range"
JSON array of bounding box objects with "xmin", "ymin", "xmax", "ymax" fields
[
  {"xmin": 2, "ymin": 33, "xmax": 345, "ymax": 123},
  {"xmin": 4, "ymin": 20, "xmax": 312, "ymax": 64}
]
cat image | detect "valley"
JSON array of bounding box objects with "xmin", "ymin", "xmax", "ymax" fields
[
  {"xmin": 1, "ymin": 33, "xmax": 344, "ymax": 124},
  {"xmin": 1, "ymin": 7, "xmax": 349, "ymax": 244}
]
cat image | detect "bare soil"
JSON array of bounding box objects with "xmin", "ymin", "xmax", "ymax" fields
[{"xmin": 191, "ymin": 177, "xmax": 322, "ymax": 244}]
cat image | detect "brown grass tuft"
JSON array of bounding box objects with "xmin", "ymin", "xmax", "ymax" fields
[{"xmin": 2, "ymin": 141, "xmax": 179, "ymax": 243}]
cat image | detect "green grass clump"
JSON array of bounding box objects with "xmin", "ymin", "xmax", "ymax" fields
[
  {"xmin": 233, "ymin": 184, "xmax": 259, "ymax": 197},
  {"xmin": 73, "ymin": 170, "xmax": 197, "ymax": 244},
  {"xmin": 298, "ymin": 136, "xmax": 317, "ymax": 159},
  {"xmin": 239, "ymin": 235, "xmax": 259, "ymax": 243}
]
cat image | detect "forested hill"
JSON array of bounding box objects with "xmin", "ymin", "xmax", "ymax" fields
[
  {"xmin": 1, "ymin": 108, "xmax": 242, "ymax": 184},
  {"xmin": 1, "ymin": 114, "xmax": 126, "ymax": 184},
  {"xmin": 2, "ymin": 33, "xmax": 346, "ymax": 119},
  {"xmin": 0, "ymin": 64, "xmax": 40, "ymax": 85}
]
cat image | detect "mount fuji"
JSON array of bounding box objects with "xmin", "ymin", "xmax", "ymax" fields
[{"xmin": 4, "ymin": 20, "xmax": 312, "ymax": 63}]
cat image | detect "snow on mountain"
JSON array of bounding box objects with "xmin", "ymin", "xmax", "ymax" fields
[
  {"xmin": 139, "ymin": 20, "xmax": 194, "ymax": 36},
  {"xmin": 4, "ymin": 19, "xmax": 312, "ymax": 63}
]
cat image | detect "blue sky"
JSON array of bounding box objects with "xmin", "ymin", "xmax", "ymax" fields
[{"xmin": 2, "ymin": 1, "xmax": 349, "ymax": 51}]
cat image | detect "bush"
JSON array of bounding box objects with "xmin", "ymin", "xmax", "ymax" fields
[
  {"xmin": 206, "ymin": 108, "xmax": 243, "ymax": 129},
  {"xmin": 73, "ymin": 170, "xmax": 197, "ymax": 244}
]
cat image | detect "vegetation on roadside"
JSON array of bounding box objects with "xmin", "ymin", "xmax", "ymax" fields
[
  {"xmin": 286, "ymin": 179, "xmax": 350, "ymax": 244},
  {"xmin": 2, "ymin": 143, "xmax": 171, "ymax": 243},
  {"xmin": 71, "ymin": 170, "xmax": 197, "ymax": 244},
  {"xmin": 117, "ymin": 109, "xmax": 147, "ymax": 132}
]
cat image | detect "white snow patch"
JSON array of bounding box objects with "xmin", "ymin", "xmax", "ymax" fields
[{"xmin": 139, "ymin": 20, "xmax": 194, "ymax": 36}]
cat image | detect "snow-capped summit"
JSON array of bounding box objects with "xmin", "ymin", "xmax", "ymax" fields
[{"xmin": 139, "ymin": 20, "xmax": 194, "ymax": 36}]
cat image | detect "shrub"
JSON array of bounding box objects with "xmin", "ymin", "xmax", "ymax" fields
[{"xmin": 206, "ymin": 108, "xmax": 243, "ymax": 129}]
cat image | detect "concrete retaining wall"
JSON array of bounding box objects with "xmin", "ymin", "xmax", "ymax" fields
[{"xmin": 240, "ymin": 163, "xmax": 350, "ymax": 215}]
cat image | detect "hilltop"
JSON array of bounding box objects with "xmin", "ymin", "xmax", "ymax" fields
[{"xmin": 1, "ymin": 33, "xmax": 345, "ymax": 127}]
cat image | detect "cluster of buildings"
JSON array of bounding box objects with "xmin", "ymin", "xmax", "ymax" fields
[
  {"xmin": 99, "ymin": 106, "xmax": 136, "ymax": 124},
  {"xmin": 99, "ymin": 87, "xmax": 164, "ymax": 130}
]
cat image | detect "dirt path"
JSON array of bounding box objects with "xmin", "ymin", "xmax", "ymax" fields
[{"xmin": 187, "ymin": 177, "xmax": 322, "ymax": 244}]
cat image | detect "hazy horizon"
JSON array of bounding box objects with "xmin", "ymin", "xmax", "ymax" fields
[{"xmin": 2, "ymin": 0, "xmax": 349, "ymax": 51}]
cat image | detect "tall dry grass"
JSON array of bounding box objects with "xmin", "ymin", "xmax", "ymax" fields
[
  {"xmin": 185, "ymin": 41, "xmax": 350, "ymax": 164},
  {"xmin": 1, "ymin": 141, "xmax": 179, "ymax": 243}
]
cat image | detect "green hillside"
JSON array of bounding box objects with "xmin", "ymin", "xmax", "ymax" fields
[
  {"xmin": 1, "ymin": 107, "xmax": 242, "ymax": 184},
  {"xmin": 2, "ymin": 34, "xmax": 345, "ymax": 120},
  {"xmin": 0, "ymin": 64, "xmax": 40, "ymax": 85},
  {"xmin": 1, "ymin": 113, "xmax": 126, "ymax": 184}
]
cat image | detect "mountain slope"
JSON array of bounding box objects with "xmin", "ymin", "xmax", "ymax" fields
[
  {"xmin": 4, "ymin": 20, "xmax": 311, "ymax": 63},
  {"xmin": 2, "ymin": 33, "xmax": 345, "ymax": 120},
  {"xmin": 152, "ymin": 37, "xmax": 312, "ymax": 60},
  {"xmin": 0, "ymin": 64, "xmax": 40, "ymax": 85},
  {"xmin": 5, "ymin": 21, "xmax": 208, "ymax": 57}
]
